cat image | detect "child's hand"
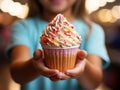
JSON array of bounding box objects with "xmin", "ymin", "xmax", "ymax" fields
[
  {"xmin": 63, "ymin": 50, "xmax": 87, "ymax": 79},
  {"xmin": 32, "ymin": 49, "xmax": 70, "ymax": 81}
]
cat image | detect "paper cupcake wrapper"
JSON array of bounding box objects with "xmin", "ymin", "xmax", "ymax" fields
[{"xmin": 42, "ymin": 45, "xmax": 79, "ymax": 72}]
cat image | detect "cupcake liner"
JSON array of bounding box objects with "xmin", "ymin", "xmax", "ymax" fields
[{"xmin": 42, "ymin": 45, "xmax": 80, "ymax": 72}]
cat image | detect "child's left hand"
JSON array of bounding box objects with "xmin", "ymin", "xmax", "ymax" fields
[{"xmin": 60, "ymin": 50, "xmax": 87, "ymax": 80}]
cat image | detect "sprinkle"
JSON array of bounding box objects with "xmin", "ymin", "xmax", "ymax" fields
[
  {"xmin": 63, "ymin": 40, "xmax": 66, "ymax": 44},
  {"xmin": 76, "ymin": 36, "xmax": 80, "ymax": 40},
  {"xmin": 52, "ymin": 37, "xmax": 54, "ymax": 40},
  {"xmin": 64, "ymin": 31, "xmax": 71, "ymax": 36},
  {"xmin": 58, "ymin": 35, "xmax": 62, "ymax": 40},
  {"xmin": 43, "ymin": 37, "xmax": 49, "ymax": 43},
  {"xmin": 63, "ymin": 22, "xmax": 68, "ymax": 26}
]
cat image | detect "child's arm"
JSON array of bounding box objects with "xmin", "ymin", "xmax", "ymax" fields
[
  {"xmin": 10, "ymin": 45, "xmax": 40, "ymax": 84},
  {"xmin": 77, "ymin": 55, "xmax": 103, "ymax": 89},
  {"xmin": 10, "ymin": 45, "xmax": 69, "ymax": 84}
]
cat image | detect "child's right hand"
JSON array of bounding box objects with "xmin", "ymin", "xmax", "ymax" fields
[{"xmin": 32, "ymin": 49, "xmax": 70, "ymax": 82}]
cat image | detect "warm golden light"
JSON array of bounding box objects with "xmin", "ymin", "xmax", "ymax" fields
[
  {"xmin": 98, "ymin": 9, "xmax": 117, "ymax": 23},
  {"xmin": 86, "ymin": 0, "xmax": 99, "ymax": 13},
  {"xmin": 0, "ymin": 0, "xmax": 29, "ymax": 19},
  {"xmin": 111, "ymin": 5, "xmax": 120, "ymax": 19},
  {"xmin": 0, "ymin": 0, "xmax": 12, "ymax": 12},
  {"xmin": 86, "ymin": 0, "xmax": 116, "ymax": 14},
  {"xmin": 105, "ymin": 0, "xmax": 116, "ymax": 3}
]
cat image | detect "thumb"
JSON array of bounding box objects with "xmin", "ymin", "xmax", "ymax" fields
[
  {"xmin": 33, "ymin": 49, "xmax": 43, "ymax": 60},
  {"xmin": 77, "ymin": 50, "xmax": 87, "ymax": 60}
]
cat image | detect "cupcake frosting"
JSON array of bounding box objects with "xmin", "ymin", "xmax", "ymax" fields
[{"xmin": 40, "ymin": 14, "xmax": 81, "ymax": 47}]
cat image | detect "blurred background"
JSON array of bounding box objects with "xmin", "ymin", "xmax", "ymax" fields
[{"xmin": 0, "ymin": 0, "xmax": 120, "ymax": 90}]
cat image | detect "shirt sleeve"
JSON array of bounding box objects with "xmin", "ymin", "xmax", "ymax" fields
[
  {"xmin": 6, "ymin": 21, "xmax": 31, "ymax": 58},
  {"xmin": 85, "ymin": 23, "xmax": 110, "ymax": 69}
]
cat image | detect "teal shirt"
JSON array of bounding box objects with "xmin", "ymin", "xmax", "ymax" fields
[{"xmin": 7, "ymin": 17, "xmax": 110, "ymax": 90}]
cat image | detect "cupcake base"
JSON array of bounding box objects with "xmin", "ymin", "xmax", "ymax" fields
[{"xmin": 42, "ymin": 45, "xmax": 79, "ymax": 72}]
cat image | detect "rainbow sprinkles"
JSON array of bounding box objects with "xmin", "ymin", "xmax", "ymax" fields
[{"xmin": 40, "ymin": 14, "xmax": 81, "ymax": 48}]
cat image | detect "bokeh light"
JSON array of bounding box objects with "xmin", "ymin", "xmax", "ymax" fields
[
  {"xmin": 86, "ymin": 0, "xmax": 116, "ymax": 14},
  {"xmin": 97, "ymin": 9, "xmax": 117, "ymax": 23},
  {"xmin": 0, "ymin": 0, "xmax": 29, "ymax": 19},
  {"xmin": 111, "ymin": 5, "xmax": 120, "ymax": 19}
]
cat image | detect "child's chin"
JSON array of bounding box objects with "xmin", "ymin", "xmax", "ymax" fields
[{"xmin": 49, "ymin": 5, "xmax": 67, "ymax": 13}]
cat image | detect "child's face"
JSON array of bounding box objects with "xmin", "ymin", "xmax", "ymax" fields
[{"xmin": 39, "ymin": 0, "xmax": 76, "ymax": 13}]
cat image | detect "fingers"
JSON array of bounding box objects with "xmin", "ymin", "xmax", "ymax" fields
[
  {"xmin": 35, "ymin": 59, "xmax": 59, "ymax": 77},
  {"xmin": 36, "ymin": 60, "xmax": 71, "ymax": 81},
  {"xmin": 50, "ymin": 72, "xmax": 71, "ymax": 81},
  {"xmin": 40, "ymin": 65, "xmax": 70, "ymax": 81},
  {"xmin": 65, "ymin": 59, "xmax": 86, "ymax": 78},
  {"xmin": 34, "ymin": 59, "xmax": 71, "ymax": 81},
  {"xmin": 49, "ymin": 73, "xmax": 62, "ymax": 82},
  {"xmin": 38, "ymin": 63, "xmax": 70, "ymax": 81},
  {"xmin": 33, "ymin": 49, "xmax": 43, "ymax": 60},
  {"xmin": 59, "ymin": 72, "xmax": 71, "ymax": 80},
  {"xmin": 77, "ymin": 50, "xmax": 87, "ymax": 60}
]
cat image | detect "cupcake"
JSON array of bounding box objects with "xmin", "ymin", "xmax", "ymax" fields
[{"xmin": 40, "ymin": 14, "xmax": 81, "ymax": 72}]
